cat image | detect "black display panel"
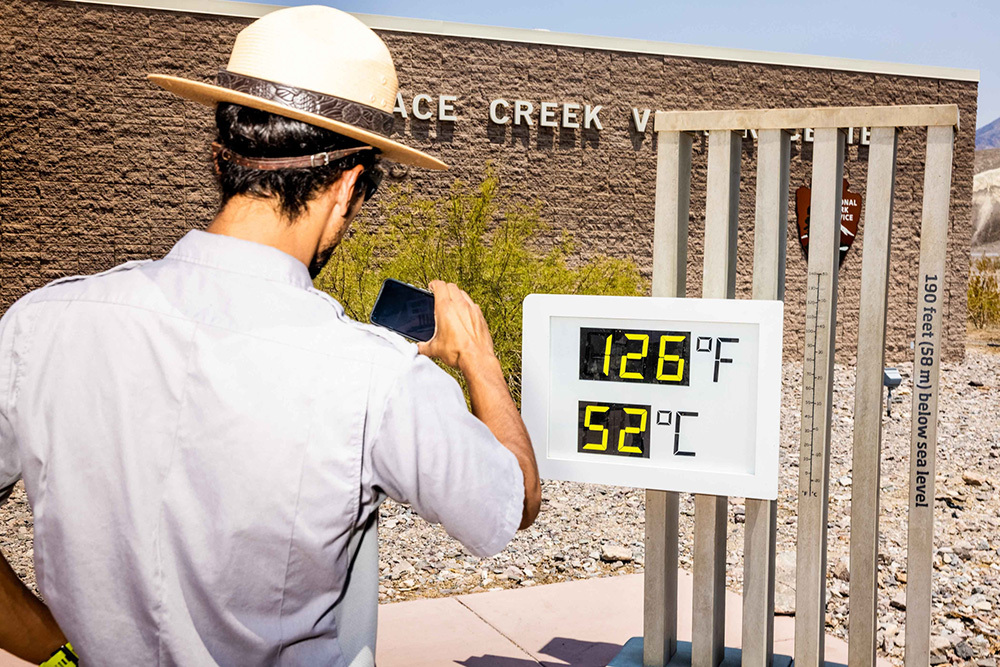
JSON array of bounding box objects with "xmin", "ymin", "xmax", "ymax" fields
[
  {"xmin": 369, "ymin": 278, "xmax": 436, "ymax": 342},
  {"xmin": 579, "ymin": 327, "xmax": 690, "ymax": 386},
  {"xmin": 577, "ymin": 400, "xmax": 652, "ymax": 459}
]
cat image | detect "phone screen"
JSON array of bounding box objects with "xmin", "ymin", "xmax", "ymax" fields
[{"xmin": 369, "ymin": 279, "xmax": 436, "ymax": 342}]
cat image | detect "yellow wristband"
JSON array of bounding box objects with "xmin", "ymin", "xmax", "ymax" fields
[{"xmin": 40, "ymin": 642, "xmax": 78, "ymax": 667}]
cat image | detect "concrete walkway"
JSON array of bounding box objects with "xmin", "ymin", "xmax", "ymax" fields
[
  {"xmin": 0, "ymin": 571, "xmax": 891, "ymax": 666},
  {"xmin": 377, "ymin": 571, "xmax": 892, "ymax": 667}
]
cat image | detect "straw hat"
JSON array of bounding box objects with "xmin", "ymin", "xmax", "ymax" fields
[{"xmin": 148, "ymin": 5, "xmax": 446, "ymax": 170}]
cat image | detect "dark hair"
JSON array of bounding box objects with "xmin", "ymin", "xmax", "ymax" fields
[{"xmin": 213, "ymin": 102, "xmax": 379, "ymax": 221}]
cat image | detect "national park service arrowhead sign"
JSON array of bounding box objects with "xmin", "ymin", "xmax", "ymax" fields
[{"xmin": 795, "ymin": 179, "xmax": 862, "ymax": 267}]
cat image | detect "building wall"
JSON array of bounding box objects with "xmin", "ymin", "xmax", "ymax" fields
[{"xmin": 0, "ymin": 0, "xmax": 978, "ymax": 362}]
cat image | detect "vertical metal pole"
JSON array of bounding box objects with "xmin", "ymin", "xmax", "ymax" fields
[
  {"xmin": 692, "ymin": 494, "xmax": 728, "ymax": 667},
  {"xmin": 693, "ymin": 129, "xmax": 741, "ymax": 667},
  {"xmin": 743, "ymin": 128, "xmax": 791, "ymax": 667},
  {"xmin": 645, "ymin": 129, "xmax": 692, "ymax": 667},
  {"xmin": 751, "ymin": 129, "xmax": 790, "ymax": 304},
  {"xmin": 794, "ymin": 127, "xmax": 844, "ymax": 667},
  {"xmin": 701, "ymin": 130, "xmax": 740, "ymax": 301},
  {"xmin": 904, "ymin": 124, "xmax": 954, "ymax": 667},
  {"xmin": 848, "ymin": 126, "xmax": 898, "ymax": 667},
  {"xmin": 652, "ymin": 131, "xmax": 693, "ymax": 300}
]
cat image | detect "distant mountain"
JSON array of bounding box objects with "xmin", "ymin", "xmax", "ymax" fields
[
  {"xmin": 977, "ymin": 148, "xmax": 1000, "ymax": 174},
  {"xmin": 977, "ymin": 116, "xmax": 1000, "ymax": 149}
]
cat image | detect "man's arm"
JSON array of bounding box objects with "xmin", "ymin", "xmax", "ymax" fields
[
  {"xmin": 417, "ymin": 281, "xmax": 541, "ymax": 529},
  {"xmin": 0, "ymin": 546, "xmax": 66, "ymax": 663}
]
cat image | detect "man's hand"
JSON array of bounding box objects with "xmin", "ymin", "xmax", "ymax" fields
[
  {"xmin": 416, "ymin": 281, "xmax": 494, "ymax": 373},
  {"xmin": 417, "ymin": 281, "xmax": 541, "ymax": 530}
]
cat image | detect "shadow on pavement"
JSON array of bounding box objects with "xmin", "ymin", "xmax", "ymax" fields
[{"xmin": 456, "ymin": 636, "xmax": 625, "ymax": 666}]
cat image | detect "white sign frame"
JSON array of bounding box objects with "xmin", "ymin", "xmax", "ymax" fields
[{"xmin": 521, "ymin": 294, "xmax": 783, "ymax": 500}]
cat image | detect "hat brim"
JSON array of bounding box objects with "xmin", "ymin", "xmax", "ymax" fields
[{"xmin": 148, "ymin": 74, "xmax": 447, "ymax": 171}]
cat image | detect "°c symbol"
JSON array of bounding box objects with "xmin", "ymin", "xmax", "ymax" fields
[
  {"xmin": 696, "ymin": 336, "xmax": 713, "ymax": 353},
  {"xmin": 656, "ymin": 410, "xmax": 672, "ymax": 426}
]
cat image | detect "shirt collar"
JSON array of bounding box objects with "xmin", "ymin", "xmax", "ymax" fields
[{"xmin": 165, "ymin": 230, "xmax": 315, "ymax": 290}]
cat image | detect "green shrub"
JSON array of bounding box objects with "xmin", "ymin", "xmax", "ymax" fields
[
  {"xmin": 314, "ymin": 165, "xmax": 646, "ymax": 402},
  {"xmin": 968, "ymin": 266, "xmax": 1000, "ymax": 329}
]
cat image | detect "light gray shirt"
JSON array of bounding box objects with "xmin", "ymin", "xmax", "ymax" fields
[{"xmin": 0, "ymin": 230, "xmax": 523, "ymax": 666}]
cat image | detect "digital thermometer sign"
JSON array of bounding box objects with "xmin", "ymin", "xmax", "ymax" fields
[{"xmin": 521, "ymin": 295, "xmax": 783, "ymax": 500}]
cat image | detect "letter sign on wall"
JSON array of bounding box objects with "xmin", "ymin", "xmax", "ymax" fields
[{"xmin": 521, "ymin": 295, "xmax": 783, "ymax": 499}]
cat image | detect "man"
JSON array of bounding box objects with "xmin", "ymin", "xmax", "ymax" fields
[{"xmin": 0, "ymin": 5, "xmax": 540, "ymax": 665}]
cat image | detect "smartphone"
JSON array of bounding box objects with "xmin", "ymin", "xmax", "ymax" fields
[{"xmin": 370, "ymin": 278, "xmax": 436, "ymax": 342}]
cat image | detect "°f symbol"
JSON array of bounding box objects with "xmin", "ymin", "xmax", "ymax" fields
[{"xmin": 696, "ymin": 336, "xmax": 739, "ymax": 382}]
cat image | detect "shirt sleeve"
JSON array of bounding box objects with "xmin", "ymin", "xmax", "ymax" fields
[
  {"xmin": 0, "ymin": 306, "xmax": 22, "ymax": 506},
  {"xmin": 368, "ymin": 354, "xmax": 524, "ymax": 558}
]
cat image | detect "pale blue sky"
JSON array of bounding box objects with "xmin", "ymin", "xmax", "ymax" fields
[{"xmin": 238, "ymin": 0, "xmax": 998, "ymax": 131}]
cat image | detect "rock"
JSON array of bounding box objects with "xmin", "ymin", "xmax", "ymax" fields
[
  {"xmin": 774, "ymin": 551, "xmax": 796, "ymax": 615},
  {"xmin": 890, "ymin": 593, "xmax": 906, "ymax": 610},
  {"xmin": 502, "ymin": 566, "xmax": 523, "ymax": 582},
  {"xmin": 832, "ymin": 556, "xmax": 850, "ymax": 582},
  {"xmin": 976, "ymin": 658, "xmax": 997, "ymax": 667},
  {"xmin": 733, "ymin": 505, "xmax": 746, "ymax": 524},
  {"xmin": 954, "ymin": 640, "xmax": 975, "ymax": 660},
  {"xmin": 945, "ymin": 618, "xmax": 966, "ymax": 633},
  {"xmin": 963, "ymin": 470, "xmax": 987, "ymax": 486},
  {"xmin": 390, "ymin": 561, "xmax": 415, "ymax": 579},
  {"xmin": 964, "ymin": 593, "xmax": 986, "ymax": 607},
  {"xmin": 881, "ymin": 622, "xmax": 900, "ymax": 652},
  {"xmin": 600, "ymin": 544, "xmax": 633, "ymax": 563},
  {"xmin": 929, "ymin": 635, "xmax": 955, "ymax": 665},
  {"xmin": 954, "ymin": 540, "xmax": 976, "ymax": 560},
  {"xmin": 838, "ymin": 475, "xmax": 852, "ymax": 487}
]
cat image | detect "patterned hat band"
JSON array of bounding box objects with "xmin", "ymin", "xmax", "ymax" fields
[
  {"xmin": 211, "ymin": 142, "xmax": 374, "ymax": 170},
  {"xmin": 216, "ymin": 70, "xmax": 396, "ymax": 138}
]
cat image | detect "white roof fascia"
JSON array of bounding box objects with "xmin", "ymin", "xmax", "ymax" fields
[{"xmin": 64, "ymin": 0, "xmax": 981, "ymax": 83}]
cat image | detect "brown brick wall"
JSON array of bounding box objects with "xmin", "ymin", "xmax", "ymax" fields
[{"xmin": 0, "ymin": 0, "xmax": 978, "ymax": 362}]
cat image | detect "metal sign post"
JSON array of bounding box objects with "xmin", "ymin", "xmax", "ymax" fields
[
  {"xmin": 795, "ymin": 126, "xmax": 845, "ymax": 667},
  {"xmin": 848, "ymin": 125, "xmax": 898, "ymax": 667},
  {"xmin": 904, "ymin": 123, "xmax": 954, "ymax": 667},
  {"xmin": 641, "ymin": 105, "xmax": 957, "ymax": 667},
  {"xmin": 523, "ymin": 104, "xmax": 958, "ymax": 667},
  {"xmin": 646, "ymin": 128, "xmax": 693, "ymax": 667}
]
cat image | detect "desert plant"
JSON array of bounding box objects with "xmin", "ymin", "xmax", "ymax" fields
[
  {"xmin": 968, "ymin": 257, "xmax": 1000, "ymax": 329},
  {"xmin": 968, "ymin": 270, "xmax": 1000, "ymax": 329},
  {"xmin": 314, "ymin": 165, "xmax": 646, "ymax": 402},
  {"xmin": 973, "ymin": 256, "xmax": 1000, "ymax": 273}
]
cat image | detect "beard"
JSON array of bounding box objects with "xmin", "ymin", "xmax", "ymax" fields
[{"xmin": 308, "ymin": 238, "xmax": 338, "ymax": 279}]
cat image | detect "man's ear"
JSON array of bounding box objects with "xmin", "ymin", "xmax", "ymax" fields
[{"xmin": 332, "ymin": 164, "xmax": 365, "ymax": 217}]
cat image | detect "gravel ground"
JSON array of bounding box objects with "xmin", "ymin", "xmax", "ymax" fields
[{"xmin": 3, "ymin": 349, "xmax": 998, "ymax": 665}]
